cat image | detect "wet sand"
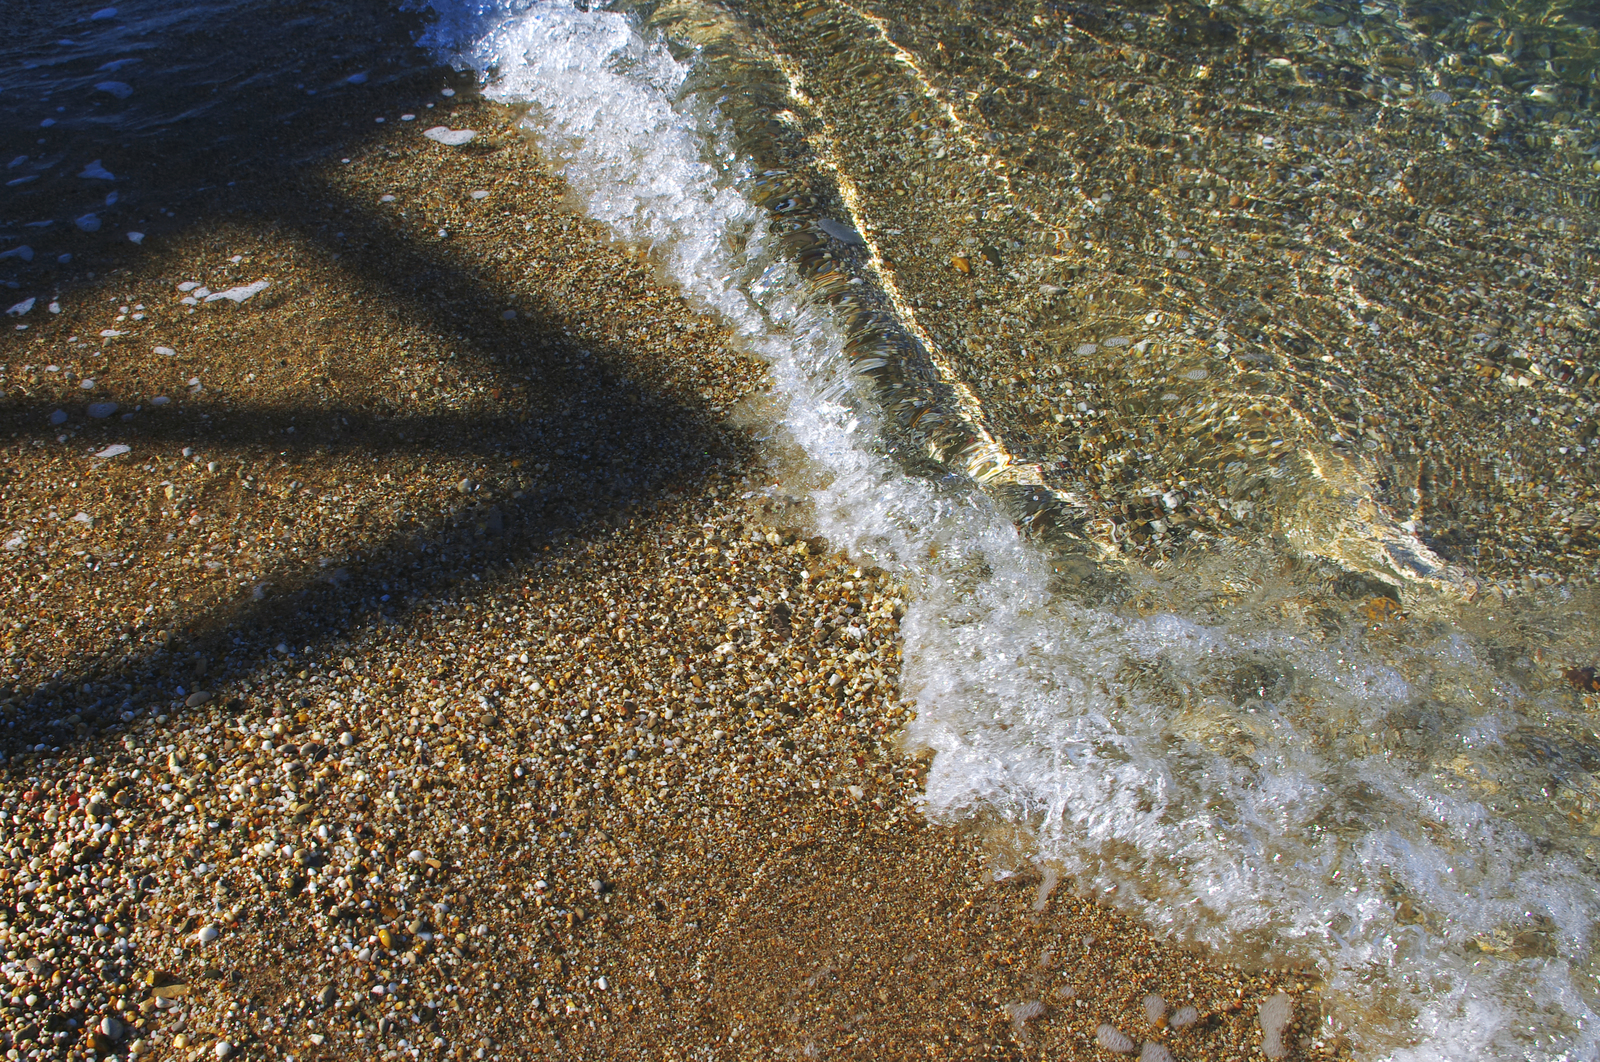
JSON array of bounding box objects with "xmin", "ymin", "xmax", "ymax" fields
[{"xmin": 0, "ymin": 32, "xmax": 1323, "ymax": 1062}]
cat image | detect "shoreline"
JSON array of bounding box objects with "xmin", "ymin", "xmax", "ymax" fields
[{"xmin": 0, "ymin": 34, "xmax": 1321, "ymax": 1062}]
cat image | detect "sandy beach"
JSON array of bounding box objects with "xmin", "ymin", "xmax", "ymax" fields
[{"xmin": 0, "ymin": 14, "xmax": 1322, "ymax": 1062}]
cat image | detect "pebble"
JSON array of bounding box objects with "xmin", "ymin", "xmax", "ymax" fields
[
  {"xmin": 423, "ymin": 126, "xmax": 477, "ymax": 146},
  {"xmin": 816, "ymin": 217, "xmax": 864, "ymax": 244},
  {"xmin": 1096, "ymin": 1023, "xmax": 1137, "ymax": 1053},
  {"xmin": 76, "ymin": 213, "xmax": 102, "ymax": 232},
  {"xmin": 215, "ymin": 1041, "xmax": 233, "ymax": 1058},
  {"xmin": 203, "ymin": 281, "xmax": 270, "ymax": 304},
  {"xmin": 95, "ymin": 81, "xmax": 134, "ymax": 99},
  {"xmin": 94, "ymin": 443, "xmax": 130, "ymax": 458},
  {"xmin": 0, "ymin": 245, "xmax": 33, "ymax": 262},
  {"xmin": 1143, "ymin": 992, "xmax": 1166, "ymax": 1026},
  {"xmin": 197, "ymin": 924, "xmax": 220, "ymax": 944},
  {"xmin": 186, "ymin": 690, "xmax": 213, "ymax": 707},
  {"xmin": 128, "ymin": 231, "xmax": 145, "ymax": 244},
  {"xmin": 1169, "ymin": 1004, "xmax": 1200, "ymax": 1029},
  {"xmin": 78, "ymin": 159, "xmax": 116, "ymax": 179},
  {"xmin": 87, "ymin": 401, "xmax": 119, "ymax": 418},
  {"xmin": 1259, "ymin": 992, "xmax": 1293, "ymax": 1058},
  {"xmin": 1138, "ymin": 1043, "xmax": 1176, "ymax": 1062},
  {"xmin": 5, "ymin": 297, "xmax": 35, "ymax": 317},
  {"xmin": 155, "ymin": 345, "xmax": 176, "ymax": 356},
  {"xmin": 49, "ymin": 408, "xmax": 67, "ymax": 425}
]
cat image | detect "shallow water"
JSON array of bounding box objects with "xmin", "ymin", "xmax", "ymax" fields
[{"xmin": 6, "ymin": 0, "xmax": 1600, "ymax": 1058}]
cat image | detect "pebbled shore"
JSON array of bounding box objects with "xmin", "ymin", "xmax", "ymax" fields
[{"xmin": 0, "ymin": 28, "xmax": 1319, "ymax": 1062}]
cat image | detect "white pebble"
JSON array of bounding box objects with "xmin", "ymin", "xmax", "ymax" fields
[
  {"xmin": 339, "ymin": 731, "xmax": 356, "ymax": 746},
  {"xmin": 128, "ymin": 231, "xmax": 144, "ymax": 244},
  {"xmin": 1169, "ymin": 1005, "xmax": 1199, "ymax": 1029},
  {"xmin": 5, "ymin": 298, "xmax": 35, "ymax": 317},
  {"xmin": 214, "ymin": 1041, "xmax": 233, "ymax": 1059},
  {"xmin": 95, "ymin": 444, "xmax": 130, "ymax": 459},
  {"xmin": 154, "ymin": 345, "xmax": 176, "ymax": 356},
  {"xmin": 1143, "ymin": 993, "xmax": 1166, "ymax": 1026},
  {"xmin": 203, "ymin": 281, "xmax": 269, "ymax": 304},
  {"xmin": 197, "ymin": 923, "xmax": 219, "ymax": 943},
  {"xmin": 1096, "ymin": 1024, "xmax": 1136, "ymax": 1054},
  {"xmin": 1259, "ymin": 993, "xmax": 1293, "ymax": 1059},
  {"xmin": 1138, "ymin": 1043, "xmax": 1175, "ymax": 1062},
  {"xmin": 150, "ymin": 396, "xmax": 170, "ymax": 406},
  {"xmin": 423, "ymin": 126, "xmax": 476, "ymax": 146},
  {"xmin": 471, "ymin": 189, "xmax": 489, "ymax": 199}
]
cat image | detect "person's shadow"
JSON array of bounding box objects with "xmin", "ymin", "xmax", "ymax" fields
[{"xmin": 0, "ymin": 0, "xmax": 738, "ymax": 757}]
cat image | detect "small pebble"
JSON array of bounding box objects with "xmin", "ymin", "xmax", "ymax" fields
[
  {"xmin": 1169, "ymin": 1005, "xmax": 1199, "ymax": 1029},
  {"xmin": 1096, "ymin": 1024, "xmax": 1137, "ymax": 1054},
  {"xmin": 87, "ymin": 401, "xmax": 118, "ymax": 419},
  {"xmin": 423, "ymin": 126, "xmax": 477, "ymax": 146},
  {"xmin": 1143, "ymin": 993, "xmax": 1166, "ymax": 1027},
  {"xmin": 1138, "ymin": 1043, "xmax": 1176, "ymax": 1062},
  {"xmin": 197, "ymin": 924, "xmax": 219, "ymax": 944},
  {"xmin": 1259, "ymin": 993, "xmax": 1293, "ymax": 1059}
]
